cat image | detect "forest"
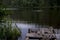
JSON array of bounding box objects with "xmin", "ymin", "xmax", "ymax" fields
[
  {"xmin": 8, "ymin": 0, "xmax": 60, "ymax": 28},
  {"xmin": 0, "ymin": 0, "xmax": 60, "ymax": 40},
  {"xmin": 0, "ymin": 0, "xmax": 60, "ymax": 27}
]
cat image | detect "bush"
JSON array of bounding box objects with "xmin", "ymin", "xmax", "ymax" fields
[
  {"xmin": 0, "ymin": 20, "xmax": 21, "ymax": 40},
  {"xmin": 0, "ymin": 9, "xmax": 21, "ymax": 40}
]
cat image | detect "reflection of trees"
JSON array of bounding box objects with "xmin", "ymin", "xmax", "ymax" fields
[{"xmin": 3, "ymin": 0, "xmax": 60, "ymax": 28}]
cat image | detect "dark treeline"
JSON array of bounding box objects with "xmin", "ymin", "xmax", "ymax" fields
[{"xmin": 2, "ymin": 0, "xmax": 60, "ymax": 28}]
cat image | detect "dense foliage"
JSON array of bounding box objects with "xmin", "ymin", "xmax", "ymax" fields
[
  {"xmin": 0, "ymin": 4, "xmax": 21, "ymax": 40},
  {"xmin": 0, "ymin": 20, "xmax": 21, "ymax": 40},
  {"xmin": 2, "ymin": 0, "xmax": 60, "ymax": 28}
]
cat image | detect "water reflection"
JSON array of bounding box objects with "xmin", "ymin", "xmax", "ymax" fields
[
  {"xmin": 12, "ymin": 22, "xmax": 60, "ymax": 40},
  {"xmin": 16, "ymin": 23, "xmax": 36, "ymax": 40}
]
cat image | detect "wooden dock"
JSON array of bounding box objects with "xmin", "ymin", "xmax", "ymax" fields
[{"xmin": 25, "ymin": 27, "xmax": 56, "ymax": 40}]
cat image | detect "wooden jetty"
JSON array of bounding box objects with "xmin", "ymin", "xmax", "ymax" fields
[{"xmin": 25, "ymin": 27, "xmax": 56, "ymax": 40}]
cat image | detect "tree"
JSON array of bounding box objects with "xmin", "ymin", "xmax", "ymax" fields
[
  {"xmin": 0, "ymin": 3, "xmax": 21, "ymax": 40},
  {"xmin": 5, "ymin": 0, "xmax": 60, "ymax": 28}
]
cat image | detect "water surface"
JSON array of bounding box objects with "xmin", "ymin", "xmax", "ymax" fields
[{"xmin": 12, "ymin": 22, "xmax": 60, "ymax": 40}]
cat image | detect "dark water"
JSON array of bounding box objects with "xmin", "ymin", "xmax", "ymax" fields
[{"xmin": 12, "ymin": 23, "xmax": 60, "ymax": 40}]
